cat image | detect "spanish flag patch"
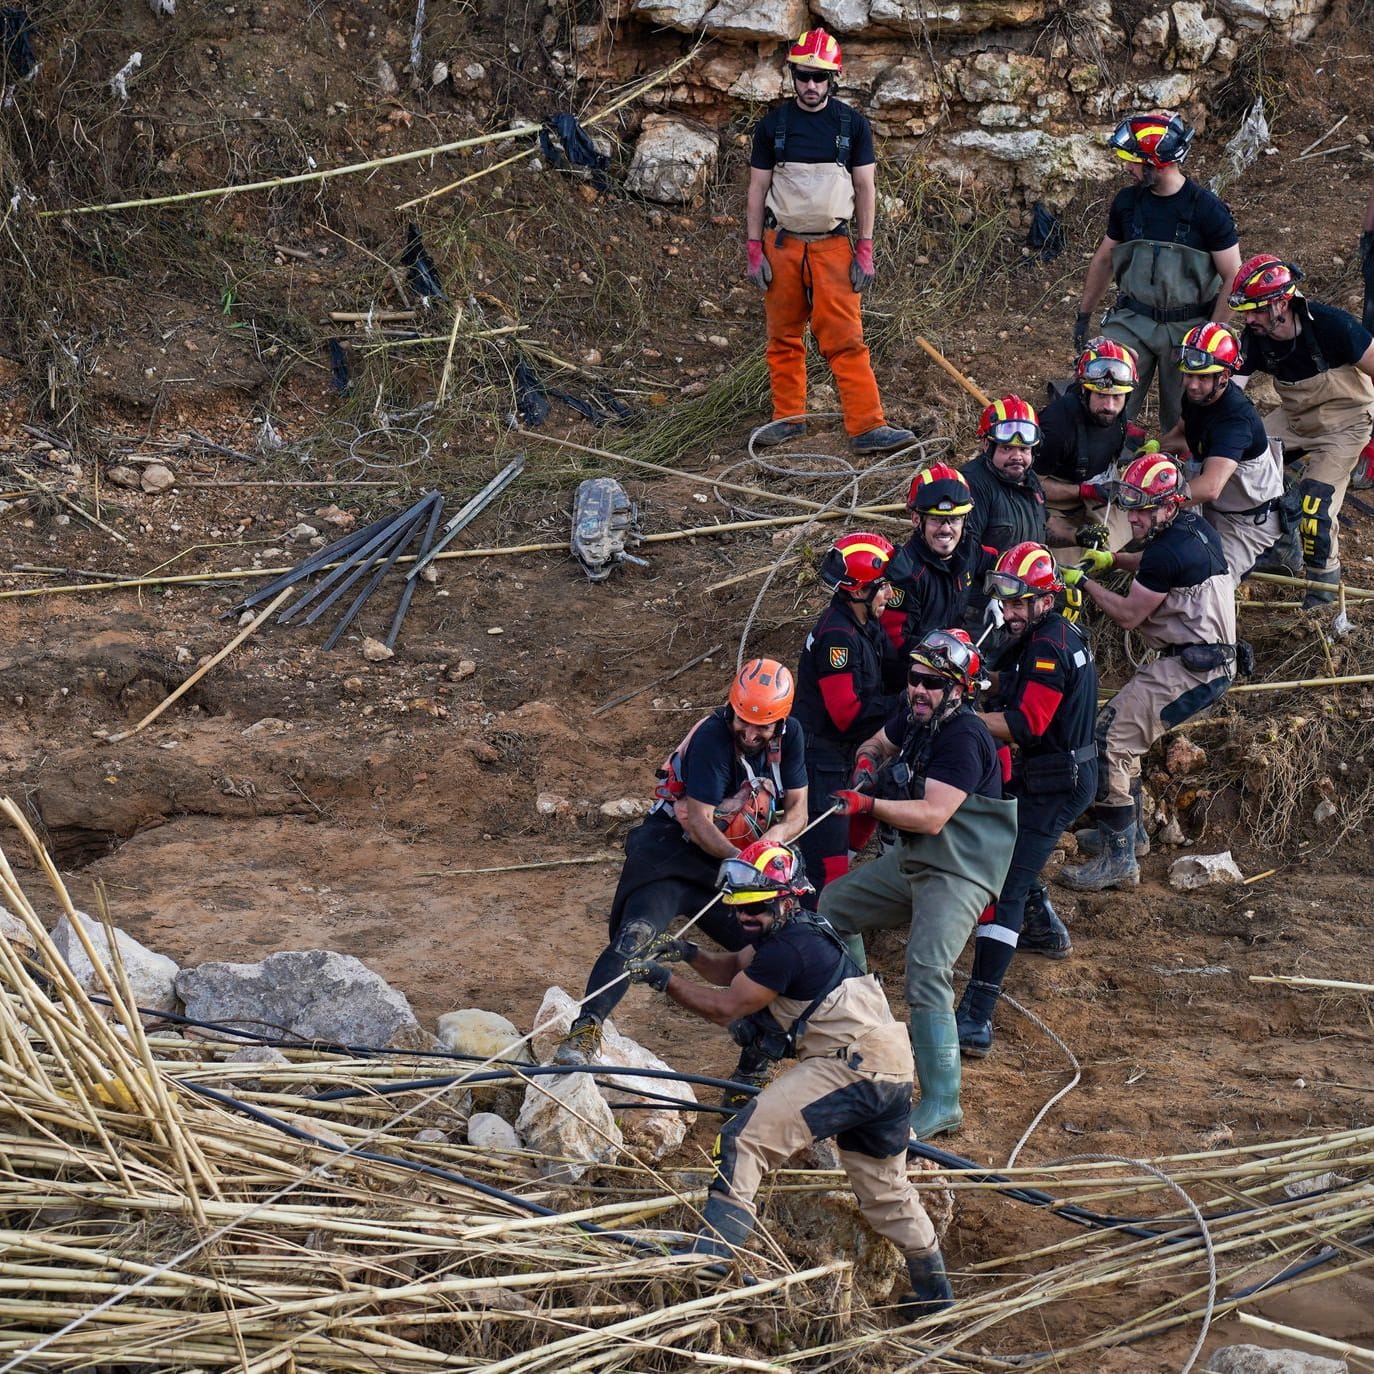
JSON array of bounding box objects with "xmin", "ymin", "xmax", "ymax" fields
[{"xmin": 1034, "ymin": 658, "xmax": 1056, "ymax": 672}]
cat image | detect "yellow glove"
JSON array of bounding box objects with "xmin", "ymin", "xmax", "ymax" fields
[
  {"xmin": 1078, "ymin": 547, "xmax": 1115, "ymax": 575},
  {"xmin": 1061, "ymin": 566, "xmax": 1086, "ymax": 588}
]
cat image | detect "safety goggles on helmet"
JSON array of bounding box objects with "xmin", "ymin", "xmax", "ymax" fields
[
  {"xmin": 908, "ymin": 629, "xmax": 979, "ymax": 692},
  {"xmin": 984, "ymin": 569, "xmax": 1047, "ymax": 600},
  {"xmin": 986, "ymin": 417, "xmax": 1040, "ymax": 448},
  {"xmin": 716, "ymin": 843, "xmax": 814, "ymax": 905},
  {"xmin": 1176, "ymin": 344, "xmax": 1225, "ymax": 373},
  {"xmin": 1116, "ymin": 481, "xmax": 1164, "ymax": 510},
  {"xmin": 1080, "ymin": 355, "xmax": 1136, "ymax": 389}
]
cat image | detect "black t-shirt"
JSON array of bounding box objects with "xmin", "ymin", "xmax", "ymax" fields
[
  {"xmin": 746, "ymin": 917, "xmax": 847, "ymax": 1001},
  {"xmin": 679, "ymin": 710, "xmax": 807, "ymax": 806},
  {"xmin": 1105, "ymin": 179, "xmax": 1238, "ymax": 252},
  {"xmin": 1135, "ymin": 510, "xmax": 1227, "ymax": 594},
  {"xmin": 882, "ymin": 708, "xmax": 1003, "ymax": 798},
  {"xmin": 750, "ymin": 98, "xmax": 875, "ymax": 170},
  {"xmin": 1238, "ymin": 298, "xmax": 1374, "ymax": 383},
  {"xmin": 1182, "ymin": 380, "xmax": 1269, "ymax": 465},
  {"xmin": 1035, "ymin": 385, "xmax": 1129, "ymax": 484}
]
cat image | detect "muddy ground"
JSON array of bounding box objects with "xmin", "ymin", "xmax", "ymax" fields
[{"xmin": 1, "ymin": 2, "xmax": 1373, "ymax": 1368}]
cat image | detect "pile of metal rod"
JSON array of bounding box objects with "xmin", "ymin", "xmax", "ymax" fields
[{"xmin": 222, "ymin": 456, "xmax": 523, "ymax": 650}]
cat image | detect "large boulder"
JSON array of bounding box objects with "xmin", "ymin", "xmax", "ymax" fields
[
  {"xmin": 631, "ymin": 0, "xmax": 713, "ymax": 30},
  {"xmin": 515, "ymin": 1071, "xmax": 622, "ymax": 1183},
  {"xmin": 700, "ymin": 0, "xmax": 807, "ymax": 41},
  {"xmin": 51, "ymin": 910, "xmax": 179, "ymax": 1016},
  {"xmin": 625, "ymin": 115, "xmax": 719, "ymax": 204},
  {"xmin": 176, "ymin": 950, "xmax": 429, "ymax": 1050},
  {"xmin": 1206, "ymin": 1346, "xmax": 1347, "ymax": 1374},
  {"xmin": 437, "ymin": 1008, "xmax": 524, "ymax": 1061},
  {"xmin": 933, "ymin": 129, "xmax": 1110, "ymax": 201}
]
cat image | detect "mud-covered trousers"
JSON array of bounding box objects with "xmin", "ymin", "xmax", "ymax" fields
[{"xmin": 709, "ymin": 1053, "xmax": 936, "ymax": 1253}]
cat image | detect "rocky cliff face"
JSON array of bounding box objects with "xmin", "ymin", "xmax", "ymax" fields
[{"xmin": 559, "ymin": 0, "xmax": 1329, "ymax": 203}]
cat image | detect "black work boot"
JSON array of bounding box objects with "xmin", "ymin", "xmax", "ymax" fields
[
  {"xmin": 955, "ymin": 979, "xmax": 1002, "ymax": 1058},
  {"xmin": 1019, "ymin": 885, "xmax": 1072, "ymax": 959},
  {"xmin": 692, "ymin": 1195, "xmax": 756, "ymax": 1258},
  {"xmin": 1302, "ymin": 565, "xmax": 1341, "ymax": 609},
  {"xmin": 1075, "ymin": 781, "xmax": 1149, "ymax": 857},
  {"xmin": 753, "ymin": 419, "xmax": 807, "ymax": 448},
  {"xmin": 552, "ymin": 1015, "xmax": 603, "ymax": 1066},
  {"xmin": 1058, "ymin": 804, "xmax": 1139, "ymax": 891},
  {"xmin": 1254, "ymin": 524, "xmax": 1302, "ymax": 576},
  {"xmin": 720, "ymin": 1043, "xmax": 773, "ymax": 1113},
  {"xmin": 899, "ymin": 1247, "xmax": 954, "ymax": 1320}
]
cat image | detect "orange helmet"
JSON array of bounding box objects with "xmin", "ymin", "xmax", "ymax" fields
[
  {"xmin": 819, "ymin": 532, "xmax": 894, "ymax": 592},
  {"xmin": 909, "ymin": 628, "xmax": 980, "ymax": 694},
  {"xmin": 729, "ymin": 658, "xmax": 794, "ymax": 725},
  {"xmin": 978, "ymin": 394, "xmax": 1041, "ymax": 449},
  {"xmin": 1228, "ymin": 254, "xmax": 1303, "ymax": 312},
  {"xmin": 907, "ymin": 463, "xmax": 973, "ymax": 516},
  {"xmin": 788, "ymin": 27, "xmax": 842, "ymax": 71},
  {"xmin": 718, "ymin": 840, "xmax": 814, "ymax": 906},
  {"xmin": 1108, "ymin": 111, "xmax": 1194, "ymax": 168},
  {"xmin": 1076, "ymin": 337, "xmax": 1138, "ymax": 394},
  {"xmin": 1117, "ymin": 453, "xmax": 1186, "ymax": 510},
  {"xmin": 1177, "ymin": 322, "xmax": 1242, "ymax": 374},
  {"xmin": 985, "ymin": 541, "xmax": 1062, "ymax": 599}
]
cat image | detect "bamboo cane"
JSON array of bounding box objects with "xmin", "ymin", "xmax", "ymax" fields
[
  {"xmin": 412, "ymin": 854, "xmax": 617, "ymax": 878},
  {"xmin": 1249, "ymin": 974, "xmax": 1374, "ymax": 993},
  {"xmin": 1251, "ymin": 569, "xmax": 1374, "ymax": 599},
  {"xmin": 916, "ymin": 336, "xmax": 992, "ymax": 407},
  {"xmin": 1227, "ymin": 672, "xmax": 1374, "ymax": 694},
  {"xmin": 1237, "ymin": 1313, "xmax": 1374, "ymax": 1362}
]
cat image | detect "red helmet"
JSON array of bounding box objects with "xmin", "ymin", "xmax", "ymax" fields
[
  {"xmin": 819, "ymin": 531, "xmax": 895, "ymax": 592},
  {"xmin": 907, "ymin": 463, "xmax": 973, "ymax": 516},
  {"xmin": 978, "ymin": 394, "xmax": 1041, "ymax": 449},
  {"xmin": 1116, "ymin": 453, "xmax": 1186, "ymax": 510},
  {"xmin": 1108, "ymin": 111, "xmax": 1194, "ymax": 168},
  {"xmin": 717, "ymin": 840, "xmax": 814, "ymax": 906},
  {"xmin": 1228, "ymin": 254, "xmax": 1303, "ymax": 312},
  {"xmin": 729, "ymin": 658, "xmax": 794, "ymax": 724},
  {"xmin": 985, "ymin": 541, "xmax": 1062, "ymax": 599},
  {"xmin": 1177, "ymin": 322, "xmax": 1242, "ymax": 374},
  {"xmin": 1076, "ymin": 337, "xmax": 1138, "ymax": 395},
  {"xmin": 909, "ymin": 627, "xmax": 980, "ymax": 694},
  {"xmin": 788, "ymin": 27, "xmax": 842, "ymax": 71}
]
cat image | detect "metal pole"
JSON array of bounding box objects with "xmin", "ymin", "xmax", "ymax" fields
[{"xmin": 405, "ymin": 454, "xmax": 525, "ymax": 581}]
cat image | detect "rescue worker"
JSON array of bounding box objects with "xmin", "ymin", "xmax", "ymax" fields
[
  {"xmin": 1226, "ymin": 254, "xmax": 1374, "ymax": 604},
  {"xmin": 746, "ymin": 28, "xmax": 914, "ymax": 454},
  {"xmin": 1075, "ymin": 112, "xmax": 1242, "ymax": 432},
  {"xmin": 962, "ymin": 395, "xmax": 1050, "ymax": 555},
  {"xmin": 1158, "ymin": 321, "xmax": 1284, "ymax": 580},
  {"xmin": 623, "ymin": 841, "xmax": 954, "ymax": 1318},
  {"xmin": 881, "ymin": 465, "xmax": 997, "ymax": 654},
  {"xmin": 820, "ymin": 629, "xmax": 1018, "ymax": 1138},
  {"xmin": 958, "ymin": 544, "xmax": 1098, "ymax": 1057},
  {"xmin": 1058, "ymin": 455, "xmax": 1235, "ymax": 891},
  {"xmin": 793, "ymin": 533, "xmax": 904, "ymax": 903},
  {"xmin": 553, "ymin": 660, "xmax": 807, "ymax": 1071},
  {"xmin": 1036, "ymin": 339, "xmax": 1140, "ymax": 549}
]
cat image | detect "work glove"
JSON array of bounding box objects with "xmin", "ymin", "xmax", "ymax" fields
[
  {"xmin": 850, "ymin": 754, "xmax": 878, "ymax": 791},
  {"xmin": 1060, "ymin": 566, "xmax": 1086, "ymax": 588},
  {"xmin": 624, "ymin": 959, "xmax": 671, "ymax": 992},
  {"xmin": 1077, "ymin": 520, "xmax": 1111, "ymax": 552},
  {"xmin": 1132, "ymin": 439, "xmax": 1161, "ymax": 460},
  {"xmin": 1078, "ymin": 547, "xmax": 1115, "ymax": 575},
  {"xmin": 639, "ymin": 933, "xmax": 698, "ymax": 964},
  {"xmin": 1079, "ymin": 472, "xmax": 1113, "ymax": 505},
  {"xmin": 830, "ymin": 789, "xmax": 875, "ymax": 817},
  {"xmin": 850, "ymin": 238, "xmax": 875, "ymax": 293},
  {"xmin": 746, "ymin": 239, "xmax": 772, "ymax": 291},
  {"xmin": 1073, "ymin": 311, "xmax": 1092, "ymax": 354}
]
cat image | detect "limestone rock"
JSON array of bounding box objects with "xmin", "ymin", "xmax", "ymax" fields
[
  {"xmin": 225, "ymin": 1044, "xmax": 290, "ymax": 1067},
  {"xmin": 515, "ymin": 1070, "xmax": 622, "ymax": 1182},
  {"xmin": 1132, "ymin": 9, "xmax": 1171, "ymax": 58},
  {"xmin": 536, "ymin": 791, "xmax": 572, "ymax": 817},
  {"xmin": 600, "ymin": 796, "xmax": 647, "ymax": 819},
  {"xmin": 468, "ymin": 1111, "xmax": 522, "ymax": 1151},
  {"xmin": 51, "ymin": 910, "xmax": 179, "ymax": 1016},
  {"xmin": 1216, "ymin": 0, "xmax": 1325, "ymax": 41},
  {"xmin": 632, "ymin": 0, "xmax": 712, "ymax": 31},
  {"xmin": 700, "ymin": 0, "xmax": 807, "ymax": 41},
  {"xmin": 0, "ymin": 903, "xmax": 36, "ymax": 958},
  {"xmin": 374, "ymin": 58, "xmax": 399, "ymax": 96},
  {"xmin": 531, "ymin": 986, "xmax": 694, "ymax": 1159},
  {"xmin": 140, "ymin": 463, "xmax": 176, "ymax": 493},
  {"xmin": 935, "ymin": 129, "xmax": 1110, "ymax": 198},
  {"xmin": 872, "ymin": 60, "xmax": 940, "ymax": 110},
  {"xmin": 811, "ymin": 0, "xmax": 870, "ymax": 29},
  {"xmin": 1133, "ymin": 71, "xmax": 1202, "ymax": 107},
  {"xmin": 106, "ymin": 464, "xmax": 143, "ymax": 490},
  {"xmin": 287, "ymin": 523, "xmax": 319, "ymax": 542},
  {"xmin": 242, "ymin": 717, "xmax": 292, "ymax": 738},
  {"xmin": 437, "ymin": 1008, "xmax": 524, "ymax": 1061},
  {"xmin": 1169, "ymin": 851, "xmax": 1243, "ymax": 890},
  {"xmin": 954, "ymin": 51, "xmax": 1045, "ymax": 103},
  {"xmin": 176, "ymin": 949, "xmax": 429, "ymax": 1050},
  {"xmin": 1170, "ymin": 1, "xmax": 1224, "ymax": 67},
  {"xmin": 867, "ymin": 0, "xmax": 1051, "ymax": 35},
  {"xmin": 1166, "ymin": 736, "xmax": 1207, "ymax": 776},
  {"xmin": 1206, "ymin": 1346, "xmax": 1347, "ymax": 1374},
  {"xmin": 362, "ymin": 637, "xmax": 394, "ymax": 663},
  {"xmin": 625, "ymin": 115, "xmax": 718, "ymax": 205}
]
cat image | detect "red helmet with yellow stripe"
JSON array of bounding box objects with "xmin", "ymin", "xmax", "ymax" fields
[
  {"xmin": 1176, "ymin": 322, "xmax": 1242, "ymax": 374},
  {"xmin": 788, "ymin": 28, "xmax": 842, "ymax": 71},
  {"xmin": 985, "ymin": 541, "xmax": 1062, "ymax": 599},
  {"xmin": 718, "ymin": 840, "xmax": 814, "ymax": 905},
  {"xmin": 819, "ymin": 531, "xmax": 894, "ymax": 592},
  {"xmin": 978, "ymin": 394, "xmax": 1041, "ymax": 449},
  {"xmin": 1077, "ymin": 338, "xmax": 1138, "ymax": 394},
  {"xmin": 1117, "ymin": 452, "xmax": 1186, "ymax": 510},
  {"xmin": 1108, "ymin": 111, "xmax": 1194, "ymax": 168},
  {"xmin": 1228, "ymin": 254, "xmax": 1303, "ymax": 312},
  {"xmin": 907, "ymin": 462, "xmax": 973, "ymax": 515}
]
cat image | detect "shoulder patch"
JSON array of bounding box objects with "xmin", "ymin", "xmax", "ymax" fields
[
  {"xmin": 1034, "ymin": 658, "xmax": 1056, "ymax": 673},
  {"xmin": 828, "ymin": 646, "xmax": 850, "ymax": 670},
  {"xmin": 888, "ymin": 588, "xmax": 905, "ymax": 607}
]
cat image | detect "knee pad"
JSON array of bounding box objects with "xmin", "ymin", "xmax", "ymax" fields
[{"xmin": 611, "ymin": 918, "xmax": 658, "ymax": 960}]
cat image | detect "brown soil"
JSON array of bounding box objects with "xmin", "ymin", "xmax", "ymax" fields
[{"xmin": 1, "ymin": 3, "xmax": 1373, "ymax": 1368}]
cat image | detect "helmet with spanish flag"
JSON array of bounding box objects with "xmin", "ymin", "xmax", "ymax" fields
[
  {"xmin": 985, "ymin": 541, "xmax": 1062, "ymax": 600},
  {"xmin": 787, "ymin": 27, "xmax": 842, "ymax": 71},
  {"xmin": 1108, "ymin": 111, "xmax": 1194, "ymax": 168},
  {"xmin": 978, "ymin": 394, "xmax": 1041, "ymax": 450},
  {"xmin": 819, "ymin": 531, "xmax": 894, "ymax": 593},
  {"xmin": 728, "ymin": 658, "xmax": 794, "ymax": 725},
  {"xmin": 1116, "ymin": 452, "xmax": 1186, "ymax": 510},
  {"xmin": 907, "ymin": 462, "xmax": 974, "ymax": 516},
  {"xmin": 1076, "ymin": 337, "xmax": 1138, "ymax": 395},
  {"xmin": 717, "ymin": 840, "xmax": 814, "ymax": 907},
  {"xmin": 1228, "ymin": 254, "xmax": 1303, "ymax": 312},
  {"xmin": 1176, "ymin": 321, "xmax": 1242, "ymax": 374}
]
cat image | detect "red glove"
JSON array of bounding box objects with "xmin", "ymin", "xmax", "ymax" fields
[
  {"xmin": 850, "ymin": 754, "xmax": 878, "ymax": 790},
  {"xmin": 850, "ymin": 238, "xmax": 875, "ymax": 292},
  {"xmin": 849, "ymin": 815, "xmax": 878, "ymax": 852},
  {"xmin": 746, "ymin": 239, "xmax": 771, "ymax": 290},
  {"xmin": 831, "ymin": 789, "xmax": 874, "ymax": 817},
  {"xmin": 1079, "ymin": 480, "xmax": 1106, "ymax": 504}
]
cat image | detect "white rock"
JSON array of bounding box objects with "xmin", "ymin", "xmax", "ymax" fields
[
  {"xmin": 1170, "ymin": 0, "xmax": 1224, "ymax": 67},
  {"xmin": 1216, "ymin": 0, "xmax": 1324, "ymax": 40},
  {"xmin": 437, "ymin": 1009, "xmax": 523, "ymax": 1061},
  {"xmin": 599, "ymin": 797, "xmax": 647, "ymax": 819},
  {"xmin": 225, "ymin": 1044, "xmax": 290, "ymax": 1067},
  {"xmin": 375, "ymin": 58, "xmax": 399, "ymax": 96},
  {"xmin": 0, "ymin": 903, "xmax": 35, "ymax": 957},
  {"xmin": 313, "ymin": 504, "xmax": 356, "ymax": 529},
  {"xmin": 625, "ymin": 115, "xmax": 719, "ymax": 205},
  {"xmin": 468, "ymin": 1111, "xmax": 522, "ymax": 1151},
  {"xmin": 415, "ymin": 1127, "xmax": 447, "ymax": 1143},
  {"xmin": 1313, "ymin": 799, "xmax": 1337, "ymax": 824},
  {"xmin": 515, "ymin": 1070, "xmax": 622, "ymax": 1182},
  {"xmin": 872, "ymin": 59, "xmax": 941, "ymax": 108},
  {"xmin": 1205, "ymin": 1345, "xmax": 1347, "ymax": 1374},
  {"xmin": 361, "ymin": 637, "xmax": 394, "ymax": 662},
  {"xmin": 140, "ymin": 463, "xmax": 176, "ymax": 494},
  {"xmin": 51, "ymin": 910, "xmax": 179, "ymax": 1016},
  {"xmin": 105, "ymin": 464, "xmax": 142, "ymax": 490},
  {"xmin": 1133, "ymin": 71, "xmax": 1202, "ymax": 106},
  {"xmin": 1132, "ymin": 9, "xmax": 1171, "ymax": 57},
  {"xmin": 448, "ymin": 659, "xmax": 477, "ymax": 681},
  {"xmin": 811, "ymin": 0, "xmax": 871, "ymax": 30},
  {"xmin": 632, "ymin": 0, "xmax": 712, "ymax": 28},
  {"xmin": 1158, "ymin": 816, "xmax": 1187, "ymax": 846},
  {"xmin": 286, "ymin": 523, "xmax": 319, "ymax": 542},
  {"xmin": 935, "ymin": 129, "xmax": 1110, "ymax": 196},
  {"xmin": 531, "ymin": 986, "xmax": 693, "ymax": 1160},
  {"xmin": 536, "ymin": 791, "xmax": 572, "ymax": 816},
  {"xmin": 241, "ymin": 717, "xmax": 291, "ymax": 738},
  {"xmin": 1168, "ymin": 851, "xmax": 1243, "ymax": 890},
  {"xmin": 430, "ymin": 60, "xmax": 449, "ymax": 86},
  {"xmin": 954, "ymin": 51, "xmax": 1045, "ymax": 103},
  {"xmin": 700, "ymin": 0, "xmax": 807, "ymax": 39}
]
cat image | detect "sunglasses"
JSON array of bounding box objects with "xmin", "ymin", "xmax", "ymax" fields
[
  {"xmin": 908, "ymin": 672, "xmax": 950, "ymax": 691},
  {"xmin": 1081, "ymin": 356, "xmax": 1135, "ymax": 386},
  {"xmin": 988, "ymin": 418, "xmax": 1040, "ymax": 447},
  {"xmin": 789, "ymin": 66, "xmax": 832, "ymax": 84}
]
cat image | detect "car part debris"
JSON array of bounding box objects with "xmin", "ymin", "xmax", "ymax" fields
[{"xmin": 571, "ymin": 477, "xmax": 645, "ymax": 582}]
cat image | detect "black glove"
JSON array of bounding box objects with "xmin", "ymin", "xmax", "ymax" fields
[
  {"xmin": 625, "ymin": 958, "xmax": 671, "ymax": 992},
  {"xmin": 639, "ymin": 933, "xmax": 698, "ymax": 964},
  {"xmin": 1073, "ymin": 311, "xmax": 1092, "ymax": 354}
]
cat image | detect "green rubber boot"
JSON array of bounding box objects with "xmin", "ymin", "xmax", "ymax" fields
[
  {"xmin": 1059, "ymin": 803, "xmax": 1139, "ymax": 891},
  {"xmin": 899, "ymin": 1247, "xmax": 955, "ymax": 1320},
  {"xmin": 692, "ymin": 1195, "xmax": 756, "ymax": 1258},
  {"xmin": 1074, "ymin": 781, "xmax": 1149, "ymax": 857},
  {"xmin": 908, "ymin": 1010, "xmax": 963, "ymax": 1139}
]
